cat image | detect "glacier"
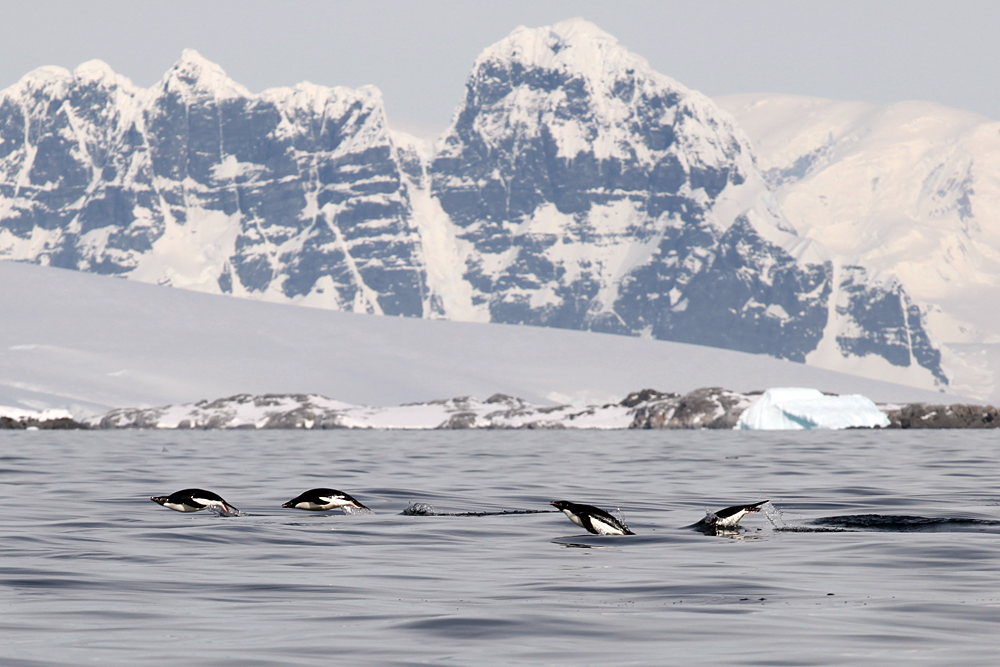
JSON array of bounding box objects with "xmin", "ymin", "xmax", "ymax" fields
[
  {"xmin": 0, "ymin": 19, "xmax": 951, "ymax": 396},
  {"xmin": 717, "ymin": 93, "xmax": 1000, "ymax": 401}
]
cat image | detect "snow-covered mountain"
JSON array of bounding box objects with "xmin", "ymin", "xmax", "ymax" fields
[
  {"xmin": 716, "ymin": 93, "xmax": 1000, "ymax": 399},
  {"xmin": 0, "ymin": 51, "xmax": 428, "ymax": 315},
  {"xmin": 0, "ymin": 19, "xmax": 949, "ymax": 393},
  {"xmin": 428, "ymin": 21, "xmax": 943, "ymax": 387}
]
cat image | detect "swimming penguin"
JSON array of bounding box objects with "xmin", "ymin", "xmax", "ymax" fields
[
  {"xmin": 150, "ymin": 488, "xmax": 239, "ymax": 515},
  {"xmin": 693, "ymin": 500, "xmax": 769, "ymax": 531},
  {"xmin": 550, "ymin": 500, "xmax": 634, "ymax": 535},
  {"xmin": 281, "ymin": 488, "xmax": 370, "ymax": 512}
]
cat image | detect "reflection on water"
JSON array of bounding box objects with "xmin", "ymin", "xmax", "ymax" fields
[{"xmin": 3, "ymin": 429, "xmax": 1000, "ymax": 666}]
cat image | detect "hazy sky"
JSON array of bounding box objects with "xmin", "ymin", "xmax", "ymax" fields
[{"xmin": 1, "ymin": 0, "xmax": 996, "ymax": 134}]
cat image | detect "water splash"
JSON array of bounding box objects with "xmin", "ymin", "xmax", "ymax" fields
[
  {"xmin": 613, "ymin": 506, "xmax": 632, "ymax": 534},
  {"xmin": 209, "ymin": 506, "xmax": 245, "ymax": 518},
  {"xmin": 761, "ymin": 501, "xmax": 788, "ymax": 530},
  {"xmin": 342, "ymin": 505, "xmax": 374, "ymax": 516},
  {"xmin": 401, "ymin": 502, "xmax": 437, "ymax": 516}
]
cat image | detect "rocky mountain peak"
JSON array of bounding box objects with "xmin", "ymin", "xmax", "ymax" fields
[
  {"xmin": 72, "ymin": 59, "xmax": 129, "ymax": 86},
  {"xmin": 445, "ymin": 19, "xmax": 750, "ymax": 190},
  {"xmin": 160, "ymin": 49, "xmax": 250, "ymax": 99},
  {"xmin": 484, "ymin": 18, "xmax": 659, "ymax": 90}
]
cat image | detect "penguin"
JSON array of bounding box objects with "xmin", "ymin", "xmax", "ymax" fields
[
  {"xmin": 281, "ymin": 488, "xmax": 370, "ymax": 512},
  {"xmin": 694, "ymin": 500, "xmax": 769, "ymax": 531},
  {"xmin": 550, "ymin": 500, "xmax": 634, "ymax": 535},
  {"xmin": 150, "ymin": 488, "xmax": 239, "ymax": 515}
]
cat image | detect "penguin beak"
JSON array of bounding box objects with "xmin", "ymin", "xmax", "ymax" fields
[{"xmin": 281, "ymin": 501, "xmax": 293, "ymax": 508}]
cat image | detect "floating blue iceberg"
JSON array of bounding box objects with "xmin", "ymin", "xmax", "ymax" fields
[{"xmin": 736, "ymin": 387, "xmax": 890, "ymax": 430}]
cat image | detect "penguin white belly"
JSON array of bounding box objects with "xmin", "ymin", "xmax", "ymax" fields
[
  {"xmin": 297, "ymin": 500, "xmax": 333, "ymax": 510},
  {"xmin": 561, "ymin": 509, "xmax": 587, "ymax": 529},
  {"xmin": 713, "ymin": 510, "xmax": 748, "ymax": 528},
  {"xmin": 588, "ymin": 515, "xmax": 627, "ymax": 535},
  {"xmin": 162, "ymin": 501, "xmax": 202, "ymax": 513}
]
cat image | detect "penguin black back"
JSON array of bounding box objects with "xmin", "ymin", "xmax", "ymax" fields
[
  {"xmin": 150, "ymin": 488, "xmax": 239, "ymax": 514},
  {"xmin": 692, "ymin": 500, "xmax": 769, "ymax": 532},
  {"xmin": 551, "ymin": 500, "xmax": 634, "ymax": 535},
  {"xmin": 281, "ymin": 488, "xmax": 370, "ymax": 512}
]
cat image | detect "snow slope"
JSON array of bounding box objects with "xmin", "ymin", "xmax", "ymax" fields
[
  {"xmin": 716, "ymin": 93, "xmax": 1000, "ymax": 401},
  {"xmin": 0, "ymin": 261, "xmax": 955, "ymax": 418}
]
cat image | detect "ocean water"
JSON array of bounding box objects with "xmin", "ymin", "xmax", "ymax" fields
[{"xmin": 3, "ymin": 429, "xmax": 1000, "ymax": 666}]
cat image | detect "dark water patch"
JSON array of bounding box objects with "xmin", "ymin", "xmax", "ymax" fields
[
  {"xmin": 811, "ymin": 515, "xmax": 1000, "ymax": 532},
  {"xmin": 192, "ymin": 582, "xmax": 371, "ymax": 603},
  {"xmin": 45, "ymin": 550, "xmax": 158, "ymax": 563},
  {"xmin": 0, "ymin": 575, "xmax": 107, "ymax": 591},
  {"xmin": 136, "ymin": 529, "xmax": 250, "ymax": 545},
  {"xmin": 550, "ymin": 532, "xmax": 689, "ymax": 548},
  {"xmin": 396, "ymin": 614, "xmax": 605, "ymax": 640}
]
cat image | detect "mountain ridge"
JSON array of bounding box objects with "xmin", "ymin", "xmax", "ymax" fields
[
  {"xmin": 716, "ymin": 91, "xmax": 1000, "ymax": 399},
  {"xmin": 0, "ymin": 19, "xmax": 953, "ymax": 396}
]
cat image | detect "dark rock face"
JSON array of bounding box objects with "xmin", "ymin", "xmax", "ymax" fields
[
  {"xmin": 0, "ymin": 54, "xmax": 428, "ymax": 317},
  {"xmin": 0, "ymin": 416, "xmax": 87, "ymax": 430},
  {"xmin": 620, "ymin": 388, "xmax": 679, "ymax": 408},
  {"xmin": 0, "ymin": 24, "xmax": 948, "ymax": 387},
  {"xmin": 609, "ymin": 215, "xmax": 832, "ymax": 360},
  {"xmin": 428, "ymin": 21, "xmax": 945, "ymax": 383},
  {"xmin": 627, "ymin": 387, "xmax": 754, "ymax": 429},
  {"xmin": 881, "ymin": 403, "xmax": 999, "ymax": 429},
  {"xmin": 836, "ymin": 267, "xmax": 946, "ymax": 383}
]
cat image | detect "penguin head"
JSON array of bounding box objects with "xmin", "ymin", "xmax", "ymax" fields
[
  {"xmin": 150, "ymin": 496, "xmax": 168, "ymax": 506},
  {"xmin": 550, "ymin": 501, "xmax": 572, "ymax": 511},
  {"xmin": 339, "ymin": 495, "xmax": 363, "ymax": 509}
]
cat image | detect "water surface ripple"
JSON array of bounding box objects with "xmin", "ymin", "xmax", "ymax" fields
[{"xmin": 2, "ymin": 429, "xmax": 1000, "ymax": 665}]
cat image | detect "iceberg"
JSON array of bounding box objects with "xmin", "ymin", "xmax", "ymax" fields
[{"xmin": 736, "ymin": 387, "xmax": 890, "ymax": 430}]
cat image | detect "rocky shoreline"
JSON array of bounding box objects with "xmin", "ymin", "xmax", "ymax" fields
[
  {"xmin": 3, "ymin": 387, "xmax": 997, "ymax": 430},
  {"xmin": 880, "ymin": 402, "xmax": 999, "ymax": 429},
  {"xmin": 0, "ymin": 415, "xmax": 88, "ymax": 430}
]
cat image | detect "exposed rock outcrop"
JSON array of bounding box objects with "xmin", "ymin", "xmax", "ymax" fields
[
  {"xmin": 627, "ymin": 387, "xmax": 756, "ymax": 429},
  {"xmin": 0, "ymin": 415, "xmax": 87, "ymax": 430},
  {"xmin": 881, "ymin": 403, "xmax": 1000, "ymax": 429}
]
